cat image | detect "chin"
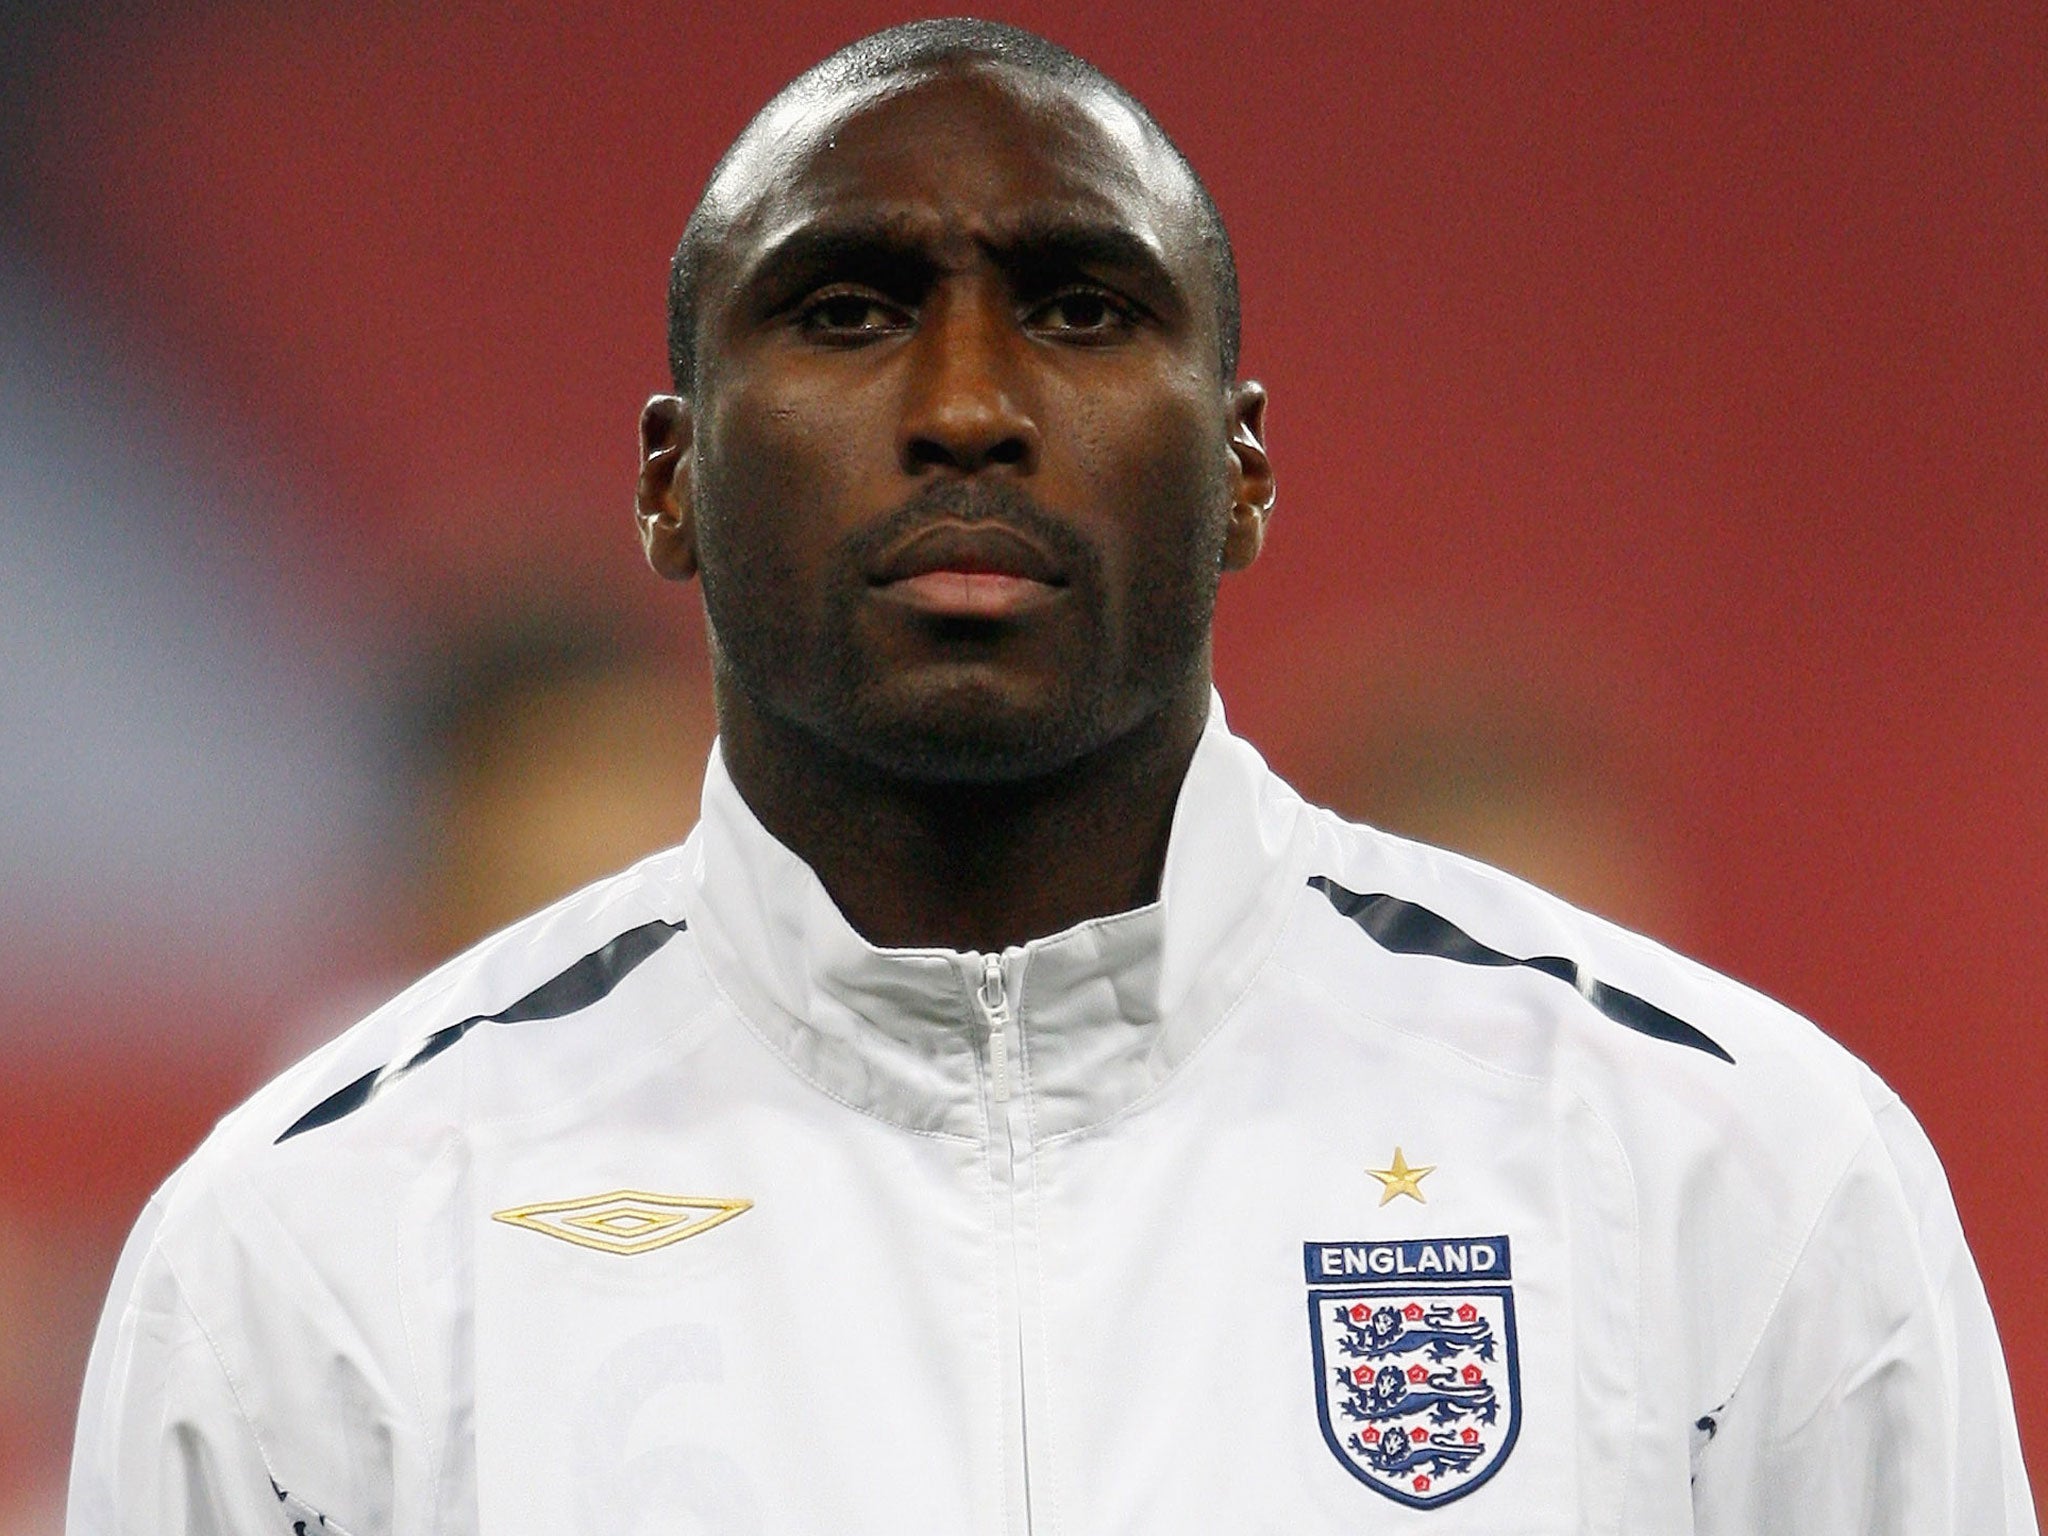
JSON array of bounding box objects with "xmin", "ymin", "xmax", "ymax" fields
[{"xmin": 834, "ymin": 675, "xmax": 1119, "ymax": 787}]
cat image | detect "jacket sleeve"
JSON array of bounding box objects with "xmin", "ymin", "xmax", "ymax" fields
[
  {"xmin": 66, "ymin": 1188, "xmax": 355, "ymax": 1536},
  {"xmin": 1690, "ymin": 1095, "xmax": 2038, "ymax": 1535}
]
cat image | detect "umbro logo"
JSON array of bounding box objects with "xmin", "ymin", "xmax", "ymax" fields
[{"xmin": 492, "ymin": 1189, "xmax": 752, "ymax": 1255}]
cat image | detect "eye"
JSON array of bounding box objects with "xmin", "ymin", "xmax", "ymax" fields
[
  {"xmin": 796, "ymin": 289, "xmax": 911, "ymax": 342},
  {"xmin": 1024, "ymin": 287, "xmax": 1137, "ymax": 339}
]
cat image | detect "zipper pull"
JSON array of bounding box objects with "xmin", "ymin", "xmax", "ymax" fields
[{"xmin": 977, "ymin": 953, "xmax": 1012, "ymax": 1103}]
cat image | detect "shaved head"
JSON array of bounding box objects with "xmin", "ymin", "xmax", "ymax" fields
[{"xmin": 667, "ymin": 18, "xmax": 1240, "ymax": 395}]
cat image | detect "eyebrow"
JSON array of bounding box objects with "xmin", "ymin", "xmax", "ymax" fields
[
  {"xmin": 990, "ymin": 214, "xmax": 1186, "ymax": 310},
  {"xmin": 740, "ymin": 215, "xmax": 939, "ymax": 308},
  {"xmin": 738, "ymin": 207, "xmax": 1190, "ymax": 319}
]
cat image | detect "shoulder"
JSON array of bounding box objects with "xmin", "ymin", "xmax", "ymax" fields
[
  {"xmin": 1274, "ymin": 802, "xmax": 1940, "ymax": 1407},
  {"xmin": 78, "ymin": 844, "xmax": 719, "ymax": 1522},
  {"xmin": 1279, "ymin": 800, "xmax": 1893, "ymax": 1209},
  {"xmin": 149, "ymin": 839, "xmax": 714, "ymax": 1274}
]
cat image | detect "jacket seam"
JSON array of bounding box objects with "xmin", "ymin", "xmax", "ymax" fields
[
  {"xmin": 392, "ymin": 1132, "xmax": 465, "ymax": 1536},
  {"xmin": 1705, "ymin": 1117, "xmax": 1890, "ymax": 1425},
  {"xmin": 1591, "ymin": 1080, "xmax": 1645, "ymax": 1536},
  {"xmin": 154, "ymin": 1238, "xmax": 364, "ymax": 1536}
]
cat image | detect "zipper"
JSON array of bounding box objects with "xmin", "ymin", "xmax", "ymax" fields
[
  {"xmin": 974, "ymin": 952, "xmax": 1034, "ymax": 1533},
  {"xmin": 977, "ymin": 953, "xmax": 1014, "ymax": 1103}
]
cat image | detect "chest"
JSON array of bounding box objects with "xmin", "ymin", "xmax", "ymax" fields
[{"xmin": 460, "ymin": 999, "xmax": 1679, "ymax": 1535}]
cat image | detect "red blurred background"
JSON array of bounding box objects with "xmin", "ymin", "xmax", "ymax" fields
[{"xmin": 1, "ymin": 1, "xmax": 2040, "ymax": 1525}]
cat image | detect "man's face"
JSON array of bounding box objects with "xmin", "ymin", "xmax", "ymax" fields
[{"xmin": 652, "ymin": 63, "xmax": 1268, "ymax": 783}]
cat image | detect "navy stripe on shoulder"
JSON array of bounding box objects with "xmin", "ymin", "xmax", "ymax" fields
[
  {"xmin": 1307, "ymin": 875, "xmax": 1732, "ymax": 1064},
  {"xmin": 276, "ymin": 917, "xmax": 687, "ymax": 1144}
]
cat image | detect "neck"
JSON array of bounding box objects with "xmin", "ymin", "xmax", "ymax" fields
[{"xmin": 716, "ymin": 686, "xmax": 1211, "ymax": 953}]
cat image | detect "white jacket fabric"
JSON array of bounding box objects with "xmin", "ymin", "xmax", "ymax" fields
[{"xmin": 70, "ymin": 702, "xmax": 2036, "ymax": 1535}]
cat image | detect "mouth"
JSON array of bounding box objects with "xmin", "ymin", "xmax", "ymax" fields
[{"xmin": 867, "ymin": 521, "xmax": 1068, "ymax": 621}]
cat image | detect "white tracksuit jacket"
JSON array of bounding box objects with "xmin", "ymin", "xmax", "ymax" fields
[{"xmin": 70, "ymin": 702, "xmax": 2036, "ymax": 1535}]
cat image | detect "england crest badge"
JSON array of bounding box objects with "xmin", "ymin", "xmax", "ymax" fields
[{"xmin": 1304, "ymin": 1236, "xmax": 1521, "ymax": 1508}]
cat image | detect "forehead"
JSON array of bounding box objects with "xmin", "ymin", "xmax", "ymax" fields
[{"xmin": 705, "ymin": 62, "xmax": 1206, "ymax": 288}]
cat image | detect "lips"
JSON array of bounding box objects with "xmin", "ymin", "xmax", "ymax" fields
[
  {"xmin": 867, "ymin": 521, "xmax": 1067, "ymax": 620},
  {"xmin": 869, "ymin": 521, "xmax": 1066, "ymax": 585}
]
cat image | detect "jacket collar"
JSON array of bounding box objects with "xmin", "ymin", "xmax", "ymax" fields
[{"xmin": 676, "ymin": 696, "xmax": 1307, "ymax": 1140}]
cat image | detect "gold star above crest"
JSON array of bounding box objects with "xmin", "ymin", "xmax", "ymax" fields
[{"xmin": 1366, "ymin": 1147, "xmax": 1435, "ymax": 1206}]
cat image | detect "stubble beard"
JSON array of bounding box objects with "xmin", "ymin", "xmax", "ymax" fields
[{"xmin": 698, "ymin": 479, "xmax": 1227, "ymax": 789}]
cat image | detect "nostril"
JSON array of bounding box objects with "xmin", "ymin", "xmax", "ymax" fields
[{"xmin": 902, "ymin": 433, "xmax": 1031, "ymax": 473}]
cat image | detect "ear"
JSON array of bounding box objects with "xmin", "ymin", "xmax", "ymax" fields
[
  {"xmin": 636, "ymin": 393, "xmax": 698, "ymax": 581},
  {"xmin": 1221, "ymin": 380, "xmax": 1274, "ymax": 572}
]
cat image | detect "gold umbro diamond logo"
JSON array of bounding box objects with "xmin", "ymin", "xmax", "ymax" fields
[{"xmin": 492, "ymin": 1190, "xmax": 753, "ymax": 1256}]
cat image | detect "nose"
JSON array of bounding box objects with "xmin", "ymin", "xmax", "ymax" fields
[{"xmin": 898, "ymin": 284, "xmax": 1040, "ymax": 477}]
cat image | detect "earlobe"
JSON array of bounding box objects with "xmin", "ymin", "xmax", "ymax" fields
[
  {"xmin": 1222, "ymin": 499, "xmax": 1268, "ymax": 571},
  {"xmin": 1222, "ymin": 381, "xmax": 1274, "ymax": 573},
  {"xmin": 636, "ymin": 393, "xmax": 699, "ymax": 582}
]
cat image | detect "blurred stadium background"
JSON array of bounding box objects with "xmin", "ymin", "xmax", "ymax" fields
[{"xmin": 1, "ymin": 0, "xmax": 2041, "ymax": 1525}]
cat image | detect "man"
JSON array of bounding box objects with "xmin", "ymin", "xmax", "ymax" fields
[{"xmin": 70, "ymin": 19, "xmax": 2034, "ymax": 1534}]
